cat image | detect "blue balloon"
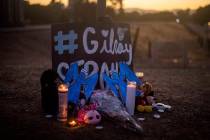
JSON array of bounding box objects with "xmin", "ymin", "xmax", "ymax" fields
[
  {"xmin": 64, "ymin": 63, "xmax": 78, "ymax": 84},
  {"xmin": 119, "ymin": 62, "xmax": 142, "ymax": 85},
  {"xmin": 103, "ymin": 63, "xmax": 143, "ymax": 104},
  {"xmin": 64, "ymin": 63, "xmax": 98, "ymax": 104},
  {"xmin": 103, "ymin": 73, "xmax": 119, "ymax": 97},
  {"xmin": 64, "ymin": 63, "xmax": 142, "ymax": 105}
]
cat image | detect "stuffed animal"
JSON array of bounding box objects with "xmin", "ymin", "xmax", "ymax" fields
[
  {"xmin": 77, "ymin": 103, "xmax": 101, "ymax": 125},
  {"xmin": 136, "ymin": 81, "xmax": 155, "ymax": 112},
  {"xmin": 137, "ymin": 105, "xmax": 153, "ymax": 113},
  {"xmin": 84, "ymin": 110, "xmax": 101, "ymax": 125}
]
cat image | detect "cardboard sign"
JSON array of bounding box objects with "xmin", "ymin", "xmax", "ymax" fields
[{"xmin": 51, "ymin": 22, "xmax": 133, "ymax": 88}]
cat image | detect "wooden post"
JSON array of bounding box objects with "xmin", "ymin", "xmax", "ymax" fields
[
  {"xmin": 97, "ymin": 0, "xmax": 106, "ymax": 19},
  {"xmin": 148, "ymin": 40, "xmax": 152, "ymax": 59},
  {"xmin": 207, "ymin": 23, "xmax": 210, "ymax": 55},
  {"xmin": 69, "ymin": 0, "xmax": 76, "ymax": 22},
  {"xmin": 132, "ymin": 27, "xmax": 140, "ymax": 63},
  {"xmin": 203, "ymin": 23, "xmax": 208, "ymax": 48},
  {"xmin": 183, "ymin": 45, "xmax": 188, "ymax": 69}
]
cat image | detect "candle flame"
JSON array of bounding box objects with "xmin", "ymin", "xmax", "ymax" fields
[
  {"xmin": 58, "ymin": 84, "xmax": 68, "ymax": 92},
  {"xmin": 69, "ymin": 120, "xmax": 77, "ymax": 127},
  {"xmin": 127, "ymin": 81, "xmax": 137, "ymax": 87},
  {"xmin": 136, "ymin": 72, "xmax": 144, "ymax": 78}
]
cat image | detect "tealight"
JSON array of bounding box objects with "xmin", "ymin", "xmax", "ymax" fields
[{"xmin": 69, "ymin": 120, "xmax": 77, "ymax": 127}]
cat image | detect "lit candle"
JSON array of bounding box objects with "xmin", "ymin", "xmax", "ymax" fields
[
  {"xmin": 57, "ymin": 84, "xmax": 68, "ymax": 122},
  {"xmin": 135, "ymin": 72, "xmax": 144, "ymax": 79},
  {"xmin": 58, "ymin": 84, "xmax": 68, "ymax": 93},
  {"xmin": 69, "ymin": 120, "xmax": 77, "ymax": 127},
  {"xmin": 126, "ymin": 81, "xmax": 136, "ymax": 115}
]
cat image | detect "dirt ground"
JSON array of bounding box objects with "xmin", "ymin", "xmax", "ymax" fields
[{"xmin": 0, "ymin": 23, "xmax": 210, "ymax": 140}]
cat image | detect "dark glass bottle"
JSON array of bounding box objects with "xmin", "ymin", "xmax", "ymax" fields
[{"xmin": 40, "ymin": 69, "xmax": 59, "ymax": 116}]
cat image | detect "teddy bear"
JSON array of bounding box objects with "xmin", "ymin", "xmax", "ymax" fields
[{"xmin": 135, "ymin": 81, "xmax": 155, "ymax": 112}]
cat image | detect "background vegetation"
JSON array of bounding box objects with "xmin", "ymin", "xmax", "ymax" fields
[{"xmin": 24, "ymin": 0, "xmax": 210, "ymax": 25}]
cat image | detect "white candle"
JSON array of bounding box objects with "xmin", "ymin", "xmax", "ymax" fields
[
  {"xmin": 126, "ymin": 81, "xmax": 136, "ymax": 115},
  {"xmin": 57, "ymin": 84, "xmax": 68, "ymax": 122}
]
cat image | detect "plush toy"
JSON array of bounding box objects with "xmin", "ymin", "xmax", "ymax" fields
[
  {"xmin": 152, "ymin": 103, "xmax": 172, "ymax": 112},
  {"xmin": 136, "ymin": 81, "xmax": 155, "ymax": 112},
  {"xmin": 137, "ymin": 105, "xmax": 153, "ymax": 113},
  {"xmin": 77, "ymin": 103, "xmax": 101, "ymax": 125},
  {"xmin": 84, "ymin": 110, "xmax": 101, "ymax": 125}
]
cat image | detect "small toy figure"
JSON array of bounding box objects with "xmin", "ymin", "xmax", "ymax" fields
[
  {"xmin": 77, "ymin": 103, "xmax": 101, "ymax": 125},
  {"xmin": 84, "ymin": 110, "xmax": 101, "ymax": 125},
  {"xmin": 137, "ymin": 105, "xmax": 153, "ymax": 113},
  {"xmin": 136, "ymin": 81, "xmax": 155, "ymax": 112},
  {"xmin": 152, "ymin": 103, "xmax": 172, "ymax": 112}
]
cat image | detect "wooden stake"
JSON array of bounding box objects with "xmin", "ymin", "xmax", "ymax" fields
[{"xmin": 97, "ymin": 0, "xmax": 106, "ymax": 18}]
